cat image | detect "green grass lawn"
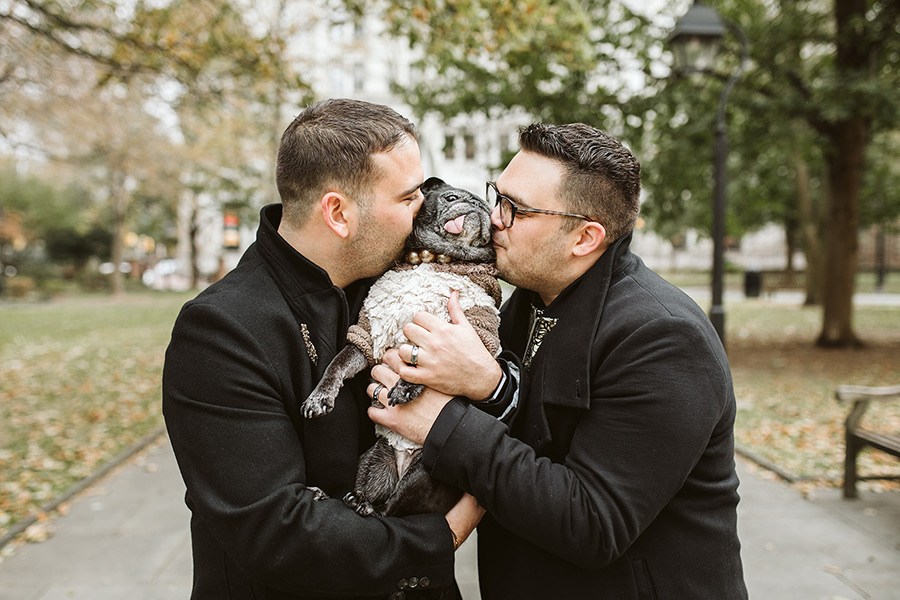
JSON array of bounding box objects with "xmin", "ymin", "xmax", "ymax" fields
[
  {"xmin": 0, "ymin": 287, "xmax": 898, "ymax": 541},
  {"xmin": 0, "ymin": 292, "xmax": 192, "ymax": 538},
  {"xmin": 724, "ymin": 300, "xmax": 900, "ymax": 487}
]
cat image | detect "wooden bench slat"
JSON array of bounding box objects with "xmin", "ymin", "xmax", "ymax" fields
[
  {"xmin": 836, "ymin": 384, "xmax": 900, "ymax": 403},
  {"xmin": 838, "ymin": 383, "xmax": 900, "ymax": 499},
  {"xmin": 761, "ymin": 270, "xmax": 806, "ymax": 291},
  {"xmin": 852, "ymin": 430, "xmax": 900, "ymax": 455}
]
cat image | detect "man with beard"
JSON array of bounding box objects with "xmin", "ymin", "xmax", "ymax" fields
[
  {"xmin": 163, "ymin": 99, "xmax": 483, "ymax": 600},
  {"xmin": 369, "ymin": 123, "xmax": 748, "ymax": 599}
]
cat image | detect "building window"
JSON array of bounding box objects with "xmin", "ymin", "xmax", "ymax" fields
[
  {"xmin": 463, "ymin": 133, "xmax": 476, "ymax": 160},
  {"xmin": 500, "ymin": 131, "xmax": 512, "ymax": 156},
  {"xmin": 443, "ymin": 134, "xmax": 456, "ymax": 160},
  {"xmin": 329, "ymin": 70, "xmax": 346, "ymax": 94},
  {"xmin": 353, "ymin": 62, "xmax": 365, "ymax": 93}
]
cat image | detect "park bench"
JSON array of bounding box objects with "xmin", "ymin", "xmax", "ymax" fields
[
  {"xmin": 836, "ymin": 384, "xmax": 900, "ymax": 498},
  {"xmin": 761, "ymin": 270, "xmax": 806, "ymax": 296}
]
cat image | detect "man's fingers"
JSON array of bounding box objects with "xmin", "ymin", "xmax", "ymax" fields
[
  {"xmin": 411, "ymin": 310, "xmax": 444, "ymax": 331},
  {"xmin": 403, "ymin": 321, "xmax": 430, "ymax": 344},
  {"xmin": 381, "ymin": 348, "xmax": 405, "ymax": 374},
  {"xmin": 413, "ymin": 292, "xmax": 469, "ymax": 328},
  {"xmin": 383, "ymin": 347, "xmax": 424, "ymax": 383},
  {"xmin": 367, "ymin": 401, "xmax": 392, "ymax": 425},
  {"xmin": 399, "ymin": 343, "xmax": 420, "ymax": 367},
  {"xmin": 370, "ymin": 363, "xmax": 400, "ymax": 388},
  {"xmin": 447, "ymin": 290, "xmax": 466, "ymax": 325},
  {"xmin": 365, "ymin": 386, "xmax": 452, "ymax": 446}
]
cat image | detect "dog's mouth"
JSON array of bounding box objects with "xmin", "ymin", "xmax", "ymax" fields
[
  {"xmin": 441, "ymin": 209, "xmax": 492, "ymax": 247},
  {"xmin": 443, "ymin": 215, "xmax": 467, "ymax": 235}
]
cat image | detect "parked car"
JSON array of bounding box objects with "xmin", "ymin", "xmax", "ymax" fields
[{"xmin": 141, "ymin": 259, "xmax": 190, "ymax": 291}]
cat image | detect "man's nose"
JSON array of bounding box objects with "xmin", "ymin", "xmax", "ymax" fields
[{"xmin": 490, "ymin": 205, "xmax": 505, "ymax": 230}]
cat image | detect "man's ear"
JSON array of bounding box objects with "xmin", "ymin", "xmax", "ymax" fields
[
  {"xmin": 320, "ymin": 192, "xmax": 353, "ymax": 239},
  {"xmin": 572, "ymin": 222, "xmax": 607, "ymax": 257}
]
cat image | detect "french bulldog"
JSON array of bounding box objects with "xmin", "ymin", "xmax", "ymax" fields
[{"xmin": 301, "ymin": 177, "xmax": 501, "ymax": 517}]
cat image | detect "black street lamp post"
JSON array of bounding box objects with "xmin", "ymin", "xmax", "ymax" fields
[{"xmin": 668, "ymin": 1, "xmax": 748, "ymax": 346}]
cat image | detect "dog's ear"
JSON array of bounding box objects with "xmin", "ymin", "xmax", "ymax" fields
[{"xmin": 420, "ymin": 177, "xmax": 445, "ymax": 196}]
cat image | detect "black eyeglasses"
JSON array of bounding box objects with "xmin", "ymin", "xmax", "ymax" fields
[{"xmin": 486, "ymin": 182, "xmax": 595, "ymax": 228}]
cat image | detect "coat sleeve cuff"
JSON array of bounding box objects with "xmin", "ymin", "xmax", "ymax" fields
[
  {"xmin": 422, "ymin": 397, "xmax": 469, "ymax": 470},
  {"xmin": 474, "ymin": 357, "xmax": 519, "ymax": 422}
]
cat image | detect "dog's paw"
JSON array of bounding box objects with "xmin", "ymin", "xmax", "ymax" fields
[
  {"xmin": 343, "ymin": 492, "xmax": 375, "ymax": 516},
  {"xmin": 307, "ymin": 486, "xmax": 328, "ymax": 501},
  {"xmin": 388, "ymin": 380, "xmax": 424, "ymax": 406},
  {"xmin": 300, "ymin": 389, "xmax": 335, "ymax": 419},
  {"xmin": 355, "ymin": 501, "xmax": 375, "ymax": 517}
]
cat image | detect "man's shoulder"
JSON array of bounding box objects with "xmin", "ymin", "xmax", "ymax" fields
[
  {"xmin": 611, "ymin": 261, "xmax": 704, "ymax": 321},
  {"xmin": 195, "ymin": 259, "xmax": 276, "ymax": 306},
  {"xmin": 605, "ymin": 262, "xmax": 726, "ymax": 359},
  {"xmin": 176, "ymin": 258, "xmax": 291, "ymax": 336}
]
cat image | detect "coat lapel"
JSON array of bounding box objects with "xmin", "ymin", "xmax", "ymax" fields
[
  {"xmin": 500, "ymin": 235, "xmax": 634, "ymax": 451},
  {"xmin": 251, "ymin": 204, "xmax": 377, "ymax": 495}
]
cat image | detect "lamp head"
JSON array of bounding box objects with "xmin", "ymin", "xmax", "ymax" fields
[{"xmin": 668, "ymin": 1, "xmax": 726, "ymax": 73}]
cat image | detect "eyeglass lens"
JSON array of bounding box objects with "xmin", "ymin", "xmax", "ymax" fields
[{"xmin": 487, "ymin": 183, "xmax": 514, "ymax": 227}]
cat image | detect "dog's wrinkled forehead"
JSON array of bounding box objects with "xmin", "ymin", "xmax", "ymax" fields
[
  {"xmin": 408, "ymin": 177, "xmax": 494, "ymax": 262},
  {"xmin": 420, "ymin": 177, "xmax": 483, "ymax": 212}
]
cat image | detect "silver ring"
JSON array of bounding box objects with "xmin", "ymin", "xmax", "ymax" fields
[
  {"xmin": 409, "ymin": 345, "xmax": 419, "ymax": 367},
  {"xmin": 371, "ymin": 383, "xmax": 385, "ymax": 405}
]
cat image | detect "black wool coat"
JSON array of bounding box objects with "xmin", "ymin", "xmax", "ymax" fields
[
  {"xmin": 163, "ymin": 205, "xmax": 455, "ymax": 599},
  {"xmin": 422, "ymin": 234, "xmax": 748, "ymax": 599}
]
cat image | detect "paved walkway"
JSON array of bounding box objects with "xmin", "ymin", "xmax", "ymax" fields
[{"xmin": 0, "ymin": 436, "xmax": 897, "ymax": 600}]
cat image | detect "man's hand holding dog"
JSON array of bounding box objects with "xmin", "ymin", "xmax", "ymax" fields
[
  {"xmin": 381, "ymin": 290, "xmax": 502, "ymax": 401},
  {"xmin": 365, "ymin": 374, "xmax": 485, "ymax": 551},
  {"xmin": 367, "ymin": 366, "xmax": 451, "ymax": 445}
]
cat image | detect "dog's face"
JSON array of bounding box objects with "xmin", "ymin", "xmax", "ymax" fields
[{"xmin": 407, "ymin": 177, "xmax": 494, "ymax": 263}]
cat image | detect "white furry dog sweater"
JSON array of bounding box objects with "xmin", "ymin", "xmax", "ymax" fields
[{"xmin": 346, "ymin": 260, "xmax": 502, "ymax": 451}]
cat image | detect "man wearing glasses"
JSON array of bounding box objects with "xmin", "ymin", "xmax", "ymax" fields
[{"xmin": 369, "ymin": 123, "xmax": 747, "ymax": 598}]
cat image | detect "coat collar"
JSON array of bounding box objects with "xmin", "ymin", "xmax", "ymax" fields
[
  {"xmin": 250, "ymin": 204, "xmax": 372, "ymax": 350},
  {"xmin": 254, "ymin": 204, "xmax": 340, "ymax": 299},
  {"xmin": 500, "ymin": 233, "xmax": 635, "ymax": 410}
]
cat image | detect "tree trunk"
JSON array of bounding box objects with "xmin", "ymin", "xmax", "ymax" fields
[
  {"xmin": 815, "ymin": 0, "xmax": 871, "ymax": 347},
  {"xmin": 817, "ymin": 119, "xmax": 866, "ymax": 347},
  {"xmin": 784, "ymin": 214, "xmax": 797, "ymax": 276},
  {"xmin": 270, "ymin": 0, "xmax": 288, "ymax": 205},
  {"xmin": 189, "ymin": 194, "xmax": 200, "ymax": 290},
  {"xmin": 874, "ymin": 226, "xmax": 886, "ymax": 291},
  {"xmin": 793, "ymin": 152, "xmax": 822, "ymax": 306},
  {"xmin": 109, "ymin": 171, "xmax": 127, "ymax": 297}
]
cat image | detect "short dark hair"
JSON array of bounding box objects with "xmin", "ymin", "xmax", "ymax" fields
[
  {"xmin": 275, "ymin": 98, "xmax": 418, "ymax": 225},
  {"xmin": 518, "ymin": 123, "xmax": 641, "ymax": 242}
]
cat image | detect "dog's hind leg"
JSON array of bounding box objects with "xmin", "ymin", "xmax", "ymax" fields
[
  {"xmin": 306, "ymin": 486, "xmax": 329, "ymax": 501},
  {"xmin": 346, "ymin": 436, "xmax": 398, "ymax": 516},
  {"xmin": 301, "ymin": 344, "xmax": 369, "ymax": 418},
  {"xmin": 382, "ymin": 450, "xmax": 462, "ymax": 517}
]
